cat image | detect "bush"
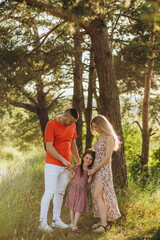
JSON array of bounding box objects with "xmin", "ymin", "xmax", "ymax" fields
[
  {"xmin": 128, "ymin": 155, "xmax": 142, "ymax": 182},
  {"xmin": 149, "ymin": 147, "xmax": 160, "ymax": 185},
  {"xmin": 123, "ymin": 122, "xmax": 142, "ymax": 165}
]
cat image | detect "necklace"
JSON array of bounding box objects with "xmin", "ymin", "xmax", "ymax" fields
[
  {"xmin": 58, "ymin": 117, "xmax": 62, "ymax": 124},
  {"xmin": 97, "ymin": 133, "xmax": 106, "ymax": 143}
]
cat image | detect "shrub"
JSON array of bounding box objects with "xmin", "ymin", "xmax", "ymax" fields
[{"xmin": 149, "ymin": 147, "xmax": 160, "ymax": 185}]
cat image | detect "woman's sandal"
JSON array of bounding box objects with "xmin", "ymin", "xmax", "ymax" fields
[
  {"xmin": 93, "ymin": 224, "xmax": 109, "ymax": 233},
  {"xmin": 92, "ymin": 222, "xmax": 101, "ymax": 229}
]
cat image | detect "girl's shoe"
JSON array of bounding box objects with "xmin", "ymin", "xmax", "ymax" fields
[
  {"xmin": 93, "ymin": 225, "xmax": 109, "ymax": 233},
  {"xmin": 69, "ymin": 223, "xmax": 74, "ymax": 228},
  {"xmin": 70, "ymin": 224, "xmax": 78, "ymax": 232},
  {"xmin": 92, "ymin": 222, "xmax": 101, "ymax": 229}
]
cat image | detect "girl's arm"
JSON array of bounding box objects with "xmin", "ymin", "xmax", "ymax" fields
[
  {"xmin": 88, "ymin": 175, "xmax": 92, "ymax": 184},
  {"xmin": 69, "ymin": 168, "xmax": 76, "ymax": 180},
  {"xmin": 88, "ymin": 136, "xmax": 115, "ymax": 176},
  {"xmin": 71, "ymin": 139, "xmax": 81, "ymax": 165}
]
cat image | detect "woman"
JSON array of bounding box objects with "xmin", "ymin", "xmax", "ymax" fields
[{"xmin": 88, "ymin": 115, "xmax": 121, "ymax": 233}]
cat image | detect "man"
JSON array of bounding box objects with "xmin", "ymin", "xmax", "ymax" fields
[{"xmin": 38, "ymin": 108, "xmax": 81, "ymax": 232}]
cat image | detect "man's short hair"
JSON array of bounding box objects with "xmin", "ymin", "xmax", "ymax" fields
[{"xmin": 65, "ymin": 108, "xmax": 79, "ymax": 119}]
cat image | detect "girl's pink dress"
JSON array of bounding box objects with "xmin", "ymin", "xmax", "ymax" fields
[
  {"xmin": 65, "ymin": 165, "xmax": 89, "ymax": 213},
  {"xmin": 91, "ymin": 135, "xmax": 121, "ymax": 221}
]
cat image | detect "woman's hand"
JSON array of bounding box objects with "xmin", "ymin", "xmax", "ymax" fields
[{"xmin": 88, "ymin": 168, "xmax": 96, "ymax": 176}]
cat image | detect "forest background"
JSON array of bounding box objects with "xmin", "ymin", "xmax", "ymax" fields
[{"xmin": 0, "ymin": 0, "xmax": 160, "ymax": 239}]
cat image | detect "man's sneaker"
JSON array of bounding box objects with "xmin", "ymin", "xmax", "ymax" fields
[
  {"xmin": 52, "ymin": 218, "xmax": 69, "ymax": 229},
  {"xmin": 38, "ymin": 222, "xmax": 53, "ymax": 232}
]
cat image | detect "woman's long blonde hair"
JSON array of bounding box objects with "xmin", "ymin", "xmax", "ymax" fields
[{"xmin": 90, "ymin": 115, "xmax": 120, "ymax": 151}]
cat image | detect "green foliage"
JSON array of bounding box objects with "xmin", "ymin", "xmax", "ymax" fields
[
  {"xmin": 123, "ymin": 122, "xmax": 142, "ymax": 163},
  {"xmin": 153, "ymin": 148, "xmax": 160, "ymax": 161},
  {"xmin": 123, "ymin": 121, "xmax": 160, "ymax": 185},
  {"xmin": 123, "ymin": 121, "xmax": 142, "ymax": 182},
  {"xmin": 0, "ymin": 1, "xmax": 75, "ymax": 145},
  {"xmin": 149, "ymin": 146, "xmax": 160, "ymax": 184},
  {"xmin": 128, "ymin": 155, "xmax": 142, "ymax": 182},
  {"xmin": 0, "ymin": 147, "xmax": 21, "ymax": 162}
]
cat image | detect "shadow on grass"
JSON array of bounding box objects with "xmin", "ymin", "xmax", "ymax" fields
[
  {"xmin": 150, "ymin": 229, "xmax": 160, "ymax": 240},
  {"xmin": 123, "ymin": 228, "xmax": 160, "ymax": 240}
]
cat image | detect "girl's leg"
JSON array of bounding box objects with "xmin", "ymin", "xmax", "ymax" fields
[
  {"xmin": 93, "ymin": 177, "xmax": 107, "ymax": 226},
  {"xmin": 73, "ymin": 212, "xmax": 81, "ymax": 227},
  {"xmin": 70, "ymin": 210, "xmax": 75, "ymax": 225}
]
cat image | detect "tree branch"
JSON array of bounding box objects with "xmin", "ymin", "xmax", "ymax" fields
[
  {"xmin": 110, "ymin": 13, "xmax": 121, "ymax": 42},
  {"xmin": 47, "ymin": 92, "xmax": 64, "ymax": 111},
  {"xmin": 15, "ymin": 0, "xmax": 88, "ymax": 30},
  {"xmin": 134, "ymin": 120, "xmax": 142, "ymax": 133},
  {"xmin": 5, "ymin": 98, "xmax": 37, "ymax": 113},
  {"xmin": 10, "ymin": 83, "xmax": 40, "ymax": 108},
  {"xmin": 26, "ymin": 21, "xmax": 64, "ymax": 56},
  {"xmin": 114, "ymin": 13, "xmax": 138, "ymax": 21}
]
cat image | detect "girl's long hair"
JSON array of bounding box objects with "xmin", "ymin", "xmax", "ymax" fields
[
  {"xmin": 80, "ymin": 149, "xmax": 95, "ymax": 177},
  {"xmin": 90, "ymin": 115, "xmax": 120, "ymax": 151}
]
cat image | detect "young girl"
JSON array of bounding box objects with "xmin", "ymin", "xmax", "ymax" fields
[{"xmin": 65, "ymin": 149, "xmax": 95, "ymax": 231}]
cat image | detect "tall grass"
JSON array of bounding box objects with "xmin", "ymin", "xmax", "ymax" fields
[{"xmin": 0, "ymin": 150, "xmax": 160, "ymax": 240}]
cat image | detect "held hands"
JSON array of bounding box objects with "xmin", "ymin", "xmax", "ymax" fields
[
  {"xmin": 62, "ymin": 159, "xmax": 72, "ymax": 171},
  {"xmin": 88, "ymin": 168, "xmax": 96, "ymax": 176}
]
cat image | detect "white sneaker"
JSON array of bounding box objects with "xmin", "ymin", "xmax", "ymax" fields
[
  {"xmin": 38, "ymin": 222, "xmax": 53, "ymax": 232},
  {"xmin": 52, "ymin": 218, "xmax": 69, "ymax": 229},
  {"xmin": 70, "ymin": 224, "xmax": 78, "ymax": 232}
]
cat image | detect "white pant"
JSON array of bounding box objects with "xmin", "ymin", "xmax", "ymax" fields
[{"xmin": 40, "ymin": 163, "xmax": 69, "ymax": 223}]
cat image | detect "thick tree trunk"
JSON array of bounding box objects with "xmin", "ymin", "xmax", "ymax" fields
[
  {"xmin": 36, "ymin": 74, "xmax": 49, "ymax": 139},
  {"xmin": 72, "ymin": 29, "xmax": 83, "ymax": 154},
  {"xmin": 84, "ymin": 46, "xmax": 95, "ymax": 150},
  {"xmin": 87, "ymin": 17, "xmax": 127, "ymax": 186},
  {"xmin": 141, "ymin": 31, "xmax": 155, "ymax": 180},
  {"xmin": 33, "ymin": 24, "xmax": 49, "ymax": 140},
  {"xmin": 37, "ymin": 107, "xmax": 49, "ymax": 139}
]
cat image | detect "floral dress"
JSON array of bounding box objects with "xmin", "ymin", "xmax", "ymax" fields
[
  {"xmin": 65, "ymin": 165, "xmax": 89, "ymax": 213},
  {"xmin": 91, "ymin": 135, "xmax": 121, "ymax": 222}
]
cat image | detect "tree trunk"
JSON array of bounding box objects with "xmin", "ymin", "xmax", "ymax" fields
[
  {"xmin": 84, "ymin": 46, "xmax": 95, "ymax": 150},
  {"xmin": 141, "ymin": 30, "xmax": 155, "ymax": 181},
  {"xmin": 33, "ymin": 23, "xmax": 49, "ymax": 140},
  {"xmin": 37, "ymin": 106, "xmax": 49, "ymax": 139},
  {"xmin": 36, "ymin": 74, "xmax": 49, "ymax": 139},
  {"xmin": 87, "ymin": 17, "xmax": 127, "ymax": 186},
  {"xmin": 72, "ymin": 29, "xmax": 83, "ymax": 154}
]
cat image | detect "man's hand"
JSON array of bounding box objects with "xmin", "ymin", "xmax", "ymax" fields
[
  {"xmin": 62, "ymin": 159, "xmax": 72, "ymax": 171},
  {"xmin": 66, "ymin": 164, "xmax": 72, "ymax": 171}
]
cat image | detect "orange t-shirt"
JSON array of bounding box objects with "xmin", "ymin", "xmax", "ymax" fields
[{"xmin": 45, "ymin": 118, "xmax": 77, "ymax": 166}]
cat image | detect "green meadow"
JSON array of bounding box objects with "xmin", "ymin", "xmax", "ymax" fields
[{"xmin": 0, "ymin": 147, "xmax": 159, "ymax": 240}]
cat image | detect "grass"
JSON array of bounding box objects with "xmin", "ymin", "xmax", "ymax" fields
[{"xmin": 0, "ymin": 150, "xmax": 160, "ymax": 240}]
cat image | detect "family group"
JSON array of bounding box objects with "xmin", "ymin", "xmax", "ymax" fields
[{"xmin": 38, "ymin": 107, "xmax": 121, "ymax": 233}]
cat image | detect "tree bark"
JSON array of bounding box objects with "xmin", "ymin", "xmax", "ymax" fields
[
  {"xmin": 87, "ymin": 17, "xmax": 127, "ymax": 186},
  {"xmin": 33, "ymin": 23, "xmax": 49, "ymax": 140},
  {"xmin": 84, "ymin": 46, "xmax": 95, "ymax": 150},
  {"xmin": 72, "ymin": 29, "xmax": 83, "ymax": 154},
  {"xmin": 141, "ymin": 30, "xmax": 155, "ymax": 180}
]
